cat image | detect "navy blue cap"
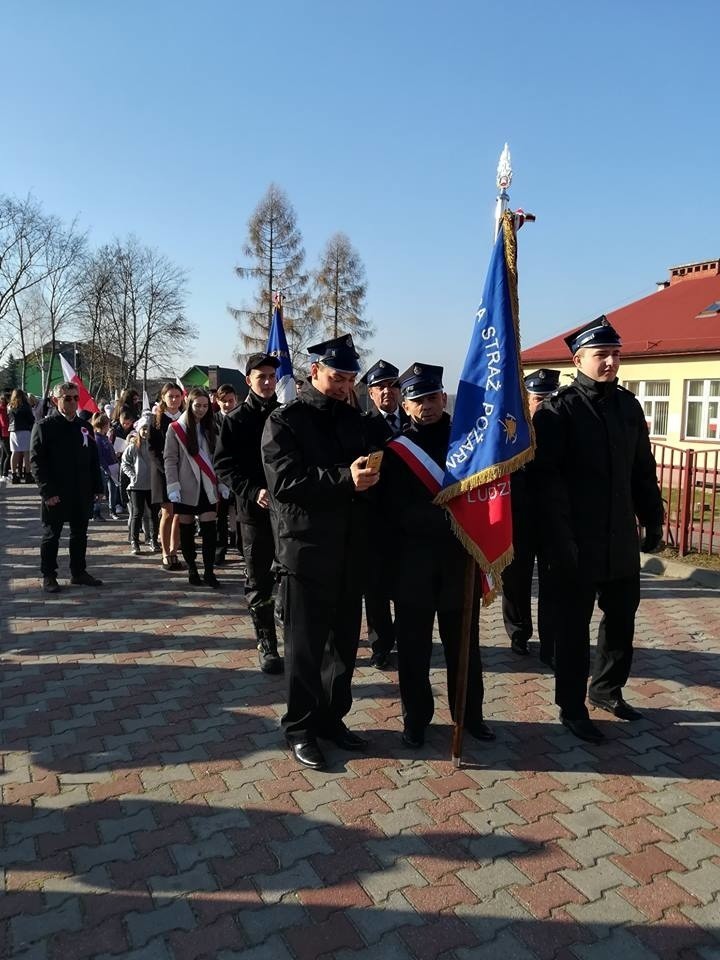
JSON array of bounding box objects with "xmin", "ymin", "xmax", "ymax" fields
[
  {"xmin": 564, "ymin": 316, "xmax": 622, "ymax": 355},
  {"xmin": 307, "ymin": 334, "xmax": 361, "ymax": 373},
  {"xmin": 360, "ymin": 359, "xmax": 400, "ymax": 387},
  {"xmin": 398, "ymin": 362, "xmax": 444, "ymax": 400},
  {"xmin": 524, "ymin": 368, "xmax": 560, "ymax": 395},
  {"xmin": 246, "ymin": 352, "xmax": 281, "ymax": 375}
]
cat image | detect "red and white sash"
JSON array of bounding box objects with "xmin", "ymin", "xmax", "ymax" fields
[
  {"xmin": 387, "ymin": 434, "xmax": 444, "ymax": 495},
  {"xmin": 170, "ymin": 420, "xmax": 218, "ymax": 489}
]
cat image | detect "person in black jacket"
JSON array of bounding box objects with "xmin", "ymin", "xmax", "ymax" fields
[
  {"xmin": 261, "ymin": 334, "xmax": 379, "ymax": 771},
  {"xmin": 533, "ymin": 317, "xmax": 664, "ymax": 743},
  {"xmin": 380, "ymin": 363, "xmax": 494, "ymax": 749},
  {"xmin": 501, "ymin": 369, "xmax": 560, "ymax": 662},
  {"xmin": 360, "ymin": 359, "xmax": 408, "ymax": 669},
  {"xmin": 30, "ymin": 382, "xmax": 105, "ymax": 593},
  {"xmin": 215, "ymin": 357, "xmax": 283, "ymax": 674},
  {"xmin": 213, "ymin": 384, "xmax": 239, "ymax": 566}
]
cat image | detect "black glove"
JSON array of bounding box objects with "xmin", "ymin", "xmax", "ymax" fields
[{"xmin": 641, "ymin": 527, "xmax": 663, "ymax": 553}]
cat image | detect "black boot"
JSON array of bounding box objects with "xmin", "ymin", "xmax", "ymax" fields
[
  {"xmin": 200, "ymin": 521, "xmax": 220, "ymax": 588},
  {"xmin": 179, "ymin": 523, "xmax": 202, "ymax": 586},
  {"xmin": 250, "ymin": 603, "xmax": 283, "ymax": 674}
]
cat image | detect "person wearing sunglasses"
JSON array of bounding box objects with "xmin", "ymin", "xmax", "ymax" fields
[{"xmin": 30, "ymin": 381, "xmax": 105, "ymax": 593}]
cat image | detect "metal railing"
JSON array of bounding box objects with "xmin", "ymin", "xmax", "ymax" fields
[{"xmin": 651, "ymin": 442, "xmax": 720, "ymax": 556}]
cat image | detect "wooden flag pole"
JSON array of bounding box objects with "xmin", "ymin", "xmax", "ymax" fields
[{"xmin": 451, "ymin": 554, "xmax": 477, "ymax": 767}]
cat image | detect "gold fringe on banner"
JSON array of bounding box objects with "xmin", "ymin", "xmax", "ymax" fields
[{"xmin": 435, "ymin": 210, "xmax": 536, "ymax": 507}]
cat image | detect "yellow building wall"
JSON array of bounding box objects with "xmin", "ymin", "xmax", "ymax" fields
[{"xmin": 522, "ymin": 355, "xmax": 720, "ymax": 451}]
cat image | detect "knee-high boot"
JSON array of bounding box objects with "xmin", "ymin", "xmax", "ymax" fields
[
  {"xmin": 179, "ymin": 523, "xmax": 202, "ymax": 586},
  {"xmin": 200, "ymin": 520, "xmax": 220, "ymax": 589},
  {"xmin": 250, "ymin": 601, "xmax": 283, "ymax": 674}
]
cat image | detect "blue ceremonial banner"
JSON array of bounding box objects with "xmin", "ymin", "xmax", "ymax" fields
[
  {"xmin": 434, "ymin": 211, "xmax": 534, "ymax": 585},
  {"xmin": 436, "ymin": 211, "xmax": 534, "ymax": 502},
  {"xmin": 266, "ymin": 298, "xmax": 297, "ymax": 404}
]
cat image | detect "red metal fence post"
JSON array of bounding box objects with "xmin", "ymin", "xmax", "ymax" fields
[{"xmin": 678, "ymin": 449, "xmax": 695, "ymax": 556}]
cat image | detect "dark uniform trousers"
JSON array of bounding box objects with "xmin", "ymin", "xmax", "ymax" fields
[
  {"xmin": 282, "ymin": 571, "xmax": 363, "ymax": 742},
  {"xmin": 40, "ymin": 501, "xmax": 90, "ymax": 577},
  {"xmin": 240, "ymin": 511, "xmax": 275, "ymax": 610},
  {"xmin": 501, "ymin": 544, "xmax": 556, "ymax": 663},
  {"xmin": 364, "ymin": 552, "xmax": 395, "ymax": 657},
  {"xmin": 554, "ymin": 572, "xmax": 640, "ymax": 719},
  {"xmin": 395, "ymin": 588, "xmax": 485, "ymax": 732}
]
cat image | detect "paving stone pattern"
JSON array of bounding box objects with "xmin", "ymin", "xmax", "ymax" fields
[{"xmin": 1, "ymin": 484, "xmax": 719, "ymax": 958}]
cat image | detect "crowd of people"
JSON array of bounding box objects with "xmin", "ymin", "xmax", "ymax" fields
[{"xmin": 13, "ymin": 314, "xmax": 664, "ymax": 771}]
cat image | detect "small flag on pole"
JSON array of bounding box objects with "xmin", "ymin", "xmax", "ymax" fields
[
  {"xmin": 435, "ymin": 210, "xmax": 534, "ymax": 601},
  {"xmin": 142, "ymin": 388, "xmax": 151, "ymax": 413},
  {"xmin": 59, "ymin": 354, "xmax": 100, "ymax": 415},
  {"xmin": 266, "ymin": 293, "xmax": 296, "ymax": 404}
]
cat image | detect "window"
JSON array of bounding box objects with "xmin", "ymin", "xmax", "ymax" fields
[
  {"xmin": 623, "ymin": 380, "xmax": 670, "ymax": 437},
  {"xmin": 684, "ymin": 379, "xmax": 720, "ymax": 440}
]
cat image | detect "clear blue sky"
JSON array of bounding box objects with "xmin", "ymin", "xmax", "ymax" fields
[{"xmin": 2, "ymin": 0, "xmax": 717, "ymax": 388}]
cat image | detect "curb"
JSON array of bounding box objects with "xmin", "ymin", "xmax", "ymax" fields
[{"xmin": 640, "ymin": 552, "xmax": 720, "ymax": 589}]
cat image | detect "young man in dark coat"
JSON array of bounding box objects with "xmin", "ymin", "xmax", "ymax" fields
[
  {"xmin": 533, "ymin": 317, "xmax": 664, "ymax": 743},
  {"xmin": 261, "ymin": 334, "xmax": 379, "ymax": 771},
  {"xmin": 501, "ymin": 369, "xmax": 561, "ymax": 663},
  {"xmin": 30, "ymin": 382, "xmax": 105, "ymax": 593},
  {"xmin": 380, "ymin": 363, "xmax": 494, "ymax": 749},
  {"xmin": 215, "ymin": 358, "xmax": 282, "ymax": 673},
  {"xmin": 360, "ymin": 359, "xmax": 407, "ymax": 668}
]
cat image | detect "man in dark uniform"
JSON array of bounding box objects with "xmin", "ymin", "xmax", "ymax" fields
[
  {"xmin": 380, "ymin": 363, "xmax": 494, "ymax": 748},
  {"xmin": 30, "ymin": 381, "xmax": 105, "ymax": 593},
  {"xmin": 213, "ymin": 383, "xmax": 239, "ymax": 567},
  {"xmin": 360, "ymin": 359, "xmax": 407, "ymax": 668},
  {"xmin": 215, "ymin": 356, "xmax": 282, "ymax": 674},
  {"xmin": 534, "ymin": 317, "xmax": 664, "ymax": 743},
  {"xmin": 501, "ymin": 369, "xmax": 560, "ymax": 663},
  {"xmin": 261, "ymin": 334, "xmax": 379, "ymax": 770}
]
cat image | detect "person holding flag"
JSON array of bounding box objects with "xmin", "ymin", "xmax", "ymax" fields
[{"xmin": 266, "ymin": 293, "xmax": 297, "ymax": 405}]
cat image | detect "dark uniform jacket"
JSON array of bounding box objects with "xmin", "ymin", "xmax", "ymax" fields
[
  {"xmin": 30, "ymin": 414, "xmax": 103, "ymax": 520},
  {"xmin": 380, "ymin": 412, "xmax": 467, "ymax": 609},
  {"xmin": 362, "ymin": 407, "xmax": 409, "ymax": 447},
  {"xmin": 215, "ymin": 390, "xmax": 279, "ymax": 520},
  {"xmin": 533, "ymin": 372, "xmax": 663, "ymax": 583},
  {"xmin": 261, "ymin": 382, "xmax": 371, "ymax": 588}
]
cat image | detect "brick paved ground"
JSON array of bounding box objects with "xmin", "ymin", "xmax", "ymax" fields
[{"xmin": 1, "ymin": 482, "xmax": 719, "ymax": 959}]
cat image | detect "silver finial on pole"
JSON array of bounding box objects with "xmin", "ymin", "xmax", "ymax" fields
[{"xmin": 494, "ymin": 143, "xmax": 512, "ymax": 238}]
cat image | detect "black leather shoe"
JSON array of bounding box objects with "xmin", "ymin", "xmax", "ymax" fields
[
  {"xmin": 326, "ymin": 725, "xmax": 369, "ymax": 751},
  {"xmin": 401, "ymin": 726, "xmax": 425, "ymax": 748},
  {"xmin": 561, "ymin": 714, "xmax": 605, "ymax": 743},
  {"xmin": 589, "ymin": 697, "xmax": 643, "ymax": 721},
  {"xmin": 369, "ymin": 651, "xmax": 390, "ymax": 669},
  {"xmin": 70, "ymin": 572, "xmax": 103, "ymax": 586},
  {"xmin": 511, "ymin": 637, "xmax": 530, "ymax": 656},
  {"xmin": 466, "ymin": 721, "xmax": 496, "ymax": 741},
  {"xmin": 288, "ymin": 738, "xmax": 326, "ymax": 770},
  {"xmin": 43, "ymin": 576, "xmax": 61, "ymax": 594},
  {"xmin": 203, "ymin": 572, "xmax": 221, "ymax": 589}
]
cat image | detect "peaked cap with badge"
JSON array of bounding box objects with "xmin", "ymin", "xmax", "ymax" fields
[
  {"xmin": 564, "ymin": 316, "xmax": 622, "ymax": 355},
  {"xmin": 360, "ymin": 359, "xmax": 400, "ymax": 387},
  {"xmin": 307, "ymin": 334, "xmax": 361, "ymax": 373},
  {"xmin": 398, "ymin": 363, "xmax": 444, "ymax": 400},
  {"xmin": 524, "ymin": 368, "xmax": 560, "ymax": 395},
  {"xmin": 245, "ymin": 352, "xmax": 281, "ymax": 375}
]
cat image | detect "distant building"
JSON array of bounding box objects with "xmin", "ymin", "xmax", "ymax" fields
[
  {"xmin": 180, "ymin": 364, "xmax": 249, "ymax": 401},
  {"xmin": 522, "ymin": 258, "xmax": 720, "ymax": 449}
]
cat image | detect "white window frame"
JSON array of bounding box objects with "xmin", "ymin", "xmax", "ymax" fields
[
  {"xmin": 683, "ymin": 379, "xmax": 720, "ymax": 441},
  {"xmin": 623, "ymin": 379, "xmax": 670, "ymax": 438}
]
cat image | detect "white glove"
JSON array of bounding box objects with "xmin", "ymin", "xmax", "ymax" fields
[
  {"xmin": 218, "ymin": 483, "xmax": 230, "ymax": 499},
  {"xmin": 168, "ymin": 490, "xmax": 182, "ymax": 504}
]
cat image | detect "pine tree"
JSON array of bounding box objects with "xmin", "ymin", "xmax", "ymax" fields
[
  {"xmin": 230, "ymin": 184, "xmax": 313, "ymax": 366},
  {"xmin": 312, "ymin": 232, "xmax": 372, "ymax": 345}
]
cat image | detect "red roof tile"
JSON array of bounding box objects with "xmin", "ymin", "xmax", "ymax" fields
[{"xmin": 522, "ymin": 273, "xmax": 720, "ymax": 363}]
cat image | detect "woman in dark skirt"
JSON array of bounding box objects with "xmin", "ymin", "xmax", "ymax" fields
[
  {"xmin": 163, "ymin": 387, "xmax": 220, "ymax": 588},
  {"xmin": 149, "ymin": 382, "xmax": 185, "ymax": 570}
]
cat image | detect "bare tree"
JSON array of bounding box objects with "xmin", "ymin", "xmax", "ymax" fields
[
  {"xmin": 229, "ymin": 183, "xmax": 314, "ymax": 366},
  {"xmin": 312, "ymin": 232, "xmax": 372, "ymax": 346},
  {"xmin": 0, "ymin": 195, "xmax": 55, "ymax": 378}
]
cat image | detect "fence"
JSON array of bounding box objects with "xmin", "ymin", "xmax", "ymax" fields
[{"xmin": 651, "ymin": 442, "xmax": 720, "ymax": 557}]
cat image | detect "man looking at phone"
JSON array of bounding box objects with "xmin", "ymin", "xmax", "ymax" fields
[{"xmin": 262, "ymin": 334, "xmax": 379, "ymax": 770}]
